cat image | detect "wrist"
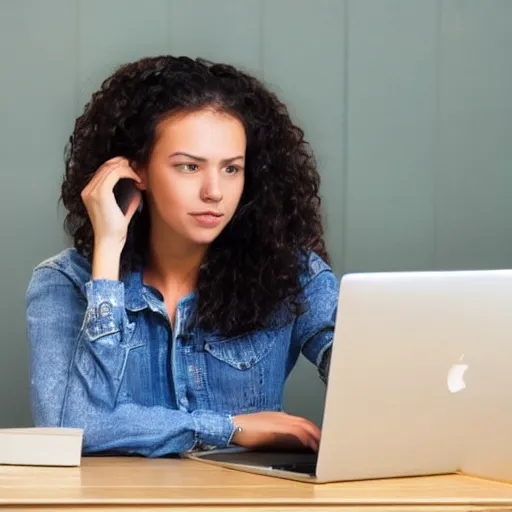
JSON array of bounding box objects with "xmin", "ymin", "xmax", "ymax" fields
[
  {"xmin": 230, "ymin": 416, "xmax": 244, "ymax": 445},
  {"xmin": 92, "ymin": 241, "xmax": 123, "ymax": 280}
]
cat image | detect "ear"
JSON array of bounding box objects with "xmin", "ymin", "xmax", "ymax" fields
[{"xmin": 132, "ymin": 163, "xmax": 148, "ymax": 191}]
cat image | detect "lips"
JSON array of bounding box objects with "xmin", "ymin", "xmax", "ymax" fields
[
  {"xmin": 191, "ymin": 211, "xmax": 223, "ymax": 217},
  {"xmin": 190, "ymin": 212, "xmax": 224, "ymax": 227}
]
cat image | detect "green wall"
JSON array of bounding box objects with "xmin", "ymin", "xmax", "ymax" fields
[{"xmin": 1, "ymin": 0, "xmax": 511, "ymax": 428}]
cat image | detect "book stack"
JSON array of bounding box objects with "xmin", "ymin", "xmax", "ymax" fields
[{"xmin": 0, "ymin": 427, "xmax": 83, "ymax": 466}]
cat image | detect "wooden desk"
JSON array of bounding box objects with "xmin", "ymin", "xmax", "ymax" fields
[{"xmin": 2, "ymin": 456, "xmax": 512, "ymax": 511}]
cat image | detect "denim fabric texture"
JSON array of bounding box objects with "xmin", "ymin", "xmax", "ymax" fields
[{"xmin": 26, "ymin": 248, "xmax": 339, "ymax": 456}]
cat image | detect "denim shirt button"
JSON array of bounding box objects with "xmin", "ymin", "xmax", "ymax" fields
[
  {"xmin": 98, "ymin": 301, "xmax": 113, "ymax": 317},
  {"xmin": 310, "ymin": 260, "xmax": 322, "ymax": 274}
]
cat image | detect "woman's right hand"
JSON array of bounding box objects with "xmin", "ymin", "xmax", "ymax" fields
[
  {"xmin": 81, "ymin": 157, "xmax": 142, "ymax": 280},
  {"xmin": 231, "ymin": 411, "xmax": 321, "ymax": 452}
]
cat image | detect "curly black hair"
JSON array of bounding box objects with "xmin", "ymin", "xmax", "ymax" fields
[{"xmin": 61, "ymin": 55, "xmax": 329, "ymax": 337}]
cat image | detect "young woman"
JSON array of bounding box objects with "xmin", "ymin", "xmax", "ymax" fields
[{"xmin": 26, "ymin": 55, "xmax": 339, "ymax": 457}]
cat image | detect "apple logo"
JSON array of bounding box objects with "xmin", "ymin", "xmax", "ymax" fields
[{"xmin": 447, "ymin": 354, "xmax": 468, "ymax": 393}]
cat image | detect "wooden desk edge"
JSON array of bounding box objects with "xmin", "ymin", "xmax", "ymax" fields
[{"xmin": 3, "ymin": 498, "xmax": 512, "ymax": 507}]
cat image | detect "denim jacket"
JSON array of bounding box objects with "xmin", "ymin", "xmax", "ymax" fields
[{"xmin": 25, "ymin": 248, "xmax": 339, "ymax": 457}]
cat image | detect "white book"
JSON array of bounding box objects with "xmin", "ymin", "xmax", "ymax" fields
[{"xmin": 0, "ymin": 427, "xmax": 83, "ymax": 466}]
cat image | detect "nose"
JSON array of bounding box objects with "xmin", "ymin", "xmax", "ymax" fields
[{"xmin": 200, "ymin": 170, "xmax": 223, "ymax": 203}]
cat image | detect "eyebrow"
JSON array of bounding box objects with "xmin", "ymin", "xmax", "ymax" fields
[{"xmin": 169, "ymin": 152, "xmax": 245, "ymax": 165}]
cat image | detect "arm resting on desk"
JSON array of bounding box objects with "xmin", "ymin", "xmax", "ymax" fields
[{"xmin": 26, "ymin": 267, "xmax": 235, "ymax": 457}]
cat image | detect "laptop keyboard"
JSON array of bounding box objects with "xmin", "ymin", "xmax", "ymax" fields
[
  {"xmin": 200, "ymin": 450, "xmax": 317, "ymax": 475},
  {"xmin": 270, "ymin": 462, "xmax": 317, "ymax": 475}
]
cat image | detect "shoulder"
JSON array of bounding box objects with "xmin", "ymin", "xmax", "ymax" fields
[
  {"xmin": 28, "ymin": 248, "xmax": 92, "ymax": 294},
  {"xmin": 298, "ymin": 249, "xmax": 337, "ymax": 286},
  {"xmin": 305, "ymin": 250, "xmax": 332, "ymax": 275},
  {"xmin": 294, "ymin": 250, "xmax": 340, "ymax": 313}
]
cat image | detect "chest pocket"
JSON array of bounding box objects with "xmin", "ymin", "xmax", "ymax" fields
[
  {"xmin": 204, "ymin": 333, "xmax": 275, "ymax": 370},
  {"xmin": 202, "ymin": 330, "xmax": 279, "ymax": 412}
]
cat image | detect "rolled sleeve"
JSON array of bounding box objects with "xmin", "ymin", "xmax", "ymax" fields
[
  {"xmin": 318, "ymin": 345, "xmax": 332, "ymax": 384},
  {"xmin": 303, "ymin": 329, "xmax": 334, "ymax": 370},
  {"xmin": 83, "ymin": 280, "xmax": 126, "ymax": 340},
  {"xmin": 191, "ymin": 410, "xmax": 235, "ymax": 449}
]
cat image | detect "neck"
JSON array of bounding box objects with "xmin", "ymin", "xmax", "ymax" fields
[{"xmin": 144, "ymin": 219, "xmax": 207, "ymax": 295}]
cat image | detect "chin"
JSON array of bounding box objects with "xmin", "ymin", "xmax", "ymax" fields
[{"xmin": 188, "ymin": 231, "xmax": 223, "ymax": 246}]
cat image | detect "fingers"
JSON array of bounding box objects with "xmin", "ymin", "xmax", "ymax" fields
[
  {"xmin": 295, "ymin": 427, "xmax": 319, "ymax": 452},
  {"xmin": 230, "ymin": 412, "xmax": 322, "ymax": 453},
  {"xmin": 274, "ymin": 427, "xmax": 317, "ymax": 452},
  {"xmin": 97, "ymin": 163, "xmax": 141, "ymax": 193},
  {"xmin": 283, "ymin": 415, "xmax": 321, "ymax": 452},
  {"xmin": 270, "ymin": 432, "xmax": 309, "ymax": 451},
  {"xmin": 82, "ymin": 158, "xmax": 122, "ymax": 195},
  {"xmin": 285, "ymin": 415, "xmax": 321, "ymax": 441},
  {"xmin": 297, "ymin": 418, "xmax": 321, "ymax": 444},
  {"xmin": 289, "ymin": 427, "xmax": 315, "ymax": 451},
  {"xmin": 83, "ymin": 157, "xmax": 141, "ymax": 197}
]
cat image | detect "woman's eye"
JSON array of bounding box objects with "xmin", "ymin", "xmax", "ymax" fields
[
  {"xmin": 178, "ymin": 163, "xmax": 199, "ymax": 172},
  {"xmin": 226, "ymin": 165, "xmax": 241, "ymax": 175}
]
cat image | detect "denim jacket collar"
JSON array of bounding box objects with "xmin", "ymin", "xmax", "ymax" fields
[{"xmin": 123, "ymin": 267, "xmax": 196, "ymax": 313}]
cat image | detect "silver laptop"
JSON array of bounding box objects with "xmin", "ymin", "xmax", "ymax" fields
[{"xmin": 185, "ymin": 269, "xmax": 512, "ymax": 483}]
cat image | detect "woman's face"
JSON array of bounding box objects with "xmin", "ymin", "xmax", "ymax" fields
[{"xmin": 138, "ymin": 108, "xmax": 246, "ymax": 248}]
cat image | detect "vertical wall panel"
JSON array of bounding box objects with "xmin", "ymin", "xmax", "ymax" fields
[
  {"xmin": 0, "ymin": 0, "xmax": 77, "ymax": 427},
  {"xmin": 168, "ymin": 0, "xmax": 261, "ymax": 73},
  {"xmin": 345, "ymin": 0, "xmax": 437, "ymax": 273},
  {"xmin": 77, "ymin": 0, "xmax": 169, "ymax": 110},
  {"xmin": 436, "ymin": 0, "xmax": 512, "ymax": 269}
]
